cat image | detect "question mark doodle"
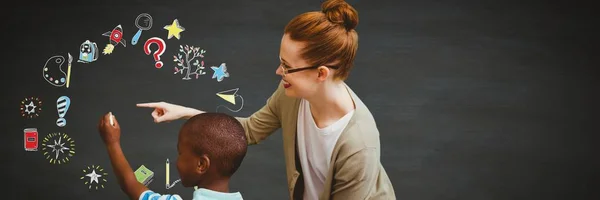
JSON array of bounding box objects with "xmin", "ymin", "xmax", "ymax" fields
[{"xmin": 144, "ymin": 37, "xmax": 166, "ymax": 68}]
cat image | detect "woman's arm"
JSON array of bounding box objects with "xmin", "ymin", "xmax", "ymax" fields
[
  {"xmin": 136, "ymin": 84, "xmax": 284, "ymax": 144},
  {"xmin": 136, "ymin": 102, "xmax": 205, "ymax": 123},
  {"xmin": 235, "ymin": 85, "xmax": 284, "ymax": 145},
  {"xmin": 180, "ymin": 107, "xmax": 204, "ymax": 119}
]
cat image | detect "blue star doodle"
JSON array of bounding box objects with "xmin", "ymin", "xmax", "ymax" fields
[{"xmin": 211, "ymin": 63, "xmax": 229, "ymax": 82}]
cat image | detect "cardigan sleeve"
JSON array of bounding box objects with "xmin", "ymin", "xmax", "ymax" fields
[
  {"xmin": 330, "ymin": 147, "xmax": 380, "ymax": 199},
  {"xmin": 235, "ymin": 85, "xmax": 283, "ymax": 145}
]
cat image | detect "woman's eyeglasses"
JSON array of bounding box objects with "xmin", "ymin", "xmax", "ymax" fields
[{"xmin": 280, "ymin": 63, "xmax": 339, "ymax": 76}]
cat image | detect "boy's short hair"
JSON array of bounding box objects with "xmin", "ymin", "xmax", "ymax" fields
[{"xmin": 180, "ymin": 112, "xmax": 247, "ymax": 177}]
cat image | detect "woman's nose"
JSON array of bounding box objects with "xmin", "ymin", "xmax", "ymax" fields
[{"xmin": 275, "ymin": 66, "xmax": 283, "ymax": 76}]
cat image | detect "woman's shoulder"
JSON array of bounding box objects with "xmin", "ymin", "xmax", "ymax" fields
[{"xmin": 335, "ymin": 90, "xmax": 382, "ymax": 155}]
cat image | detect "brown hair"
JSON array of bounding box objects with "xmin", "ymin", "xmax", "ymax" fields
[{"xmin": 284, "ymin": 0, "xmax": 359, "ymax": 80}]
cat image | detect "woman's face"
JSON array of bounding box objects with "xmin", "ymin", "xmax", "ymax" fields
[{"xmin": 276, "ymin": 34, "xmax": 323, "ymax": 98}]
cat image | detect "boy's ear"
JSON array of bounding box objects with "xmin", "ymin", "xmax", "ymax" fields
[{"xmin": 196, "ymin": 155, "xmax": 210, "ymax": 174}]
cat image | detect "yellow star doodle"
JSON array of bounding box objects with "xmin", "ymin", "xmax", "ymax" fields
[{"xmin": 164, "ymin": 19, "xmax": 185, "ymax": 40}]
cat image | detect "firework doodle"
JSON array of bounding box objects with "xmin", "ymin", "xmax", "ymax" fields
[
  {"xmin": 80, "ymin": 165, "xmax": 108, "ymax": 190},
  {"xmin": 20, "ymin": 97, "xmax": 42, "ymax": 118},
  {"xmin": 41, "ymin": 132, "xmax": 75, "ymax": 164}
]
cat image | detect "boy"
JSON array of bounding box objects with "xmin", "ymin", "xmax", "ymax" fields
[{"xmin": 98, "ymin": 112, "xmax": 247, "ymax": 200}]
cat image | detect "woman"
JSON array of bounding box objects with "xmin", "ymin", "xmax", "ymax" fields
[{"xmin": 138, "ymin": 0, "xmax": 395, "ymax": 199}]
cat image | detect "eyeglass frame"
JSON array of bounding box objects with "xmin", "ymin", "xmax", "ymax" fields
[{"xmin": 280, "ymin": 64, "xmax": 340, "ymax": 76}]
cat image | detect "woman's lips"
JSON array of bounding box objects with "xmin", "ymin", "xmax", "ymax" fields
[{"xmin": 283, "ymin": 80, "xmax": 292, "ymax": 88}]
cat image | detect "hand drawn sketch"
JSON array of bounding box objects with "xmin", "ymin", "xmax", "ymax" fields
[
  {"xmin": 80, "ymin": 165, "xmax": 108, "ymax": 190},
  {"xmin": 216, "ymin": 88, "xmax": 244, "ymax": 112},
  {"xmin": 164, "ymin": 19, "xmax": 185, "ymax": 40},
  {"xmin": 101, "ymin": 25, "xmax": 126, "ymax": 54},
  {"xmin": 41, "ymin": 132, "xmax": 75, "ymax": 164},
  {"xmin": 173, "ymin": 45, "xmax": 206, "ymax": 80},
  {"xmin": 211, "ymin": 63, "xmax": 229, "ymax": 82}
]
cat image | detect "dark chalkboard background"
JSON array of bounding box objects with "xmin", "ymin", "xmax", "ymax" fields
[{"xmin": 3, "ymin": 0, "xmax": 598, "ymax": 199}]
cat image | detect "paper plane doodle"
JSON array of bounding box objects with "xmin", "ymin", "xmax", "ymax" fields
[
  {"xmin": 216, "ymin": 88, "xmax": 244, "ymax": 112},
  {"xmin": 216, "ymin": 88, "xmax": 240, "ymax": 105},
  {"xmin": 102, "ymin": 25, "xmax": 126, "ymax": 54}
]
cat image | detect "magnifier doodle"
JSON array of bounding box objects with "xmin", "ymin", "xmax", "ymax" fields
[{"xmin": 131, "ymin": 13, "xmax": 153, "ymax": 45}]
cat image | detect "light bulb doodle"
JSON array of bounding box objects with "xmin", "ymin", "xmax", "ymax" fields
[
  {"xmin": 41, "ymin": 132, "xmax": 75, "ymax": 164},
  {"xmin": 56, "ymin": 96, "xmax": 71, "ymax": 127},
  {"xmin": 20, "ymin": 96, "xmax": 42, "ymax": 119},
  {"xmin": 216, "ymin": 88, "xmax": 244, "ymax": 112},
  {"xmin": 80, "ymin": 165, "xmax": 108, "ymax": 190}
]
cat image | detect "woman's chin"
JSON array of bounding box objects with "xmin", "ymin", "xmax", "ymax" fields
[{"xmin": 283, "ymin": 88, "xmax": 299, "ymax": 98}]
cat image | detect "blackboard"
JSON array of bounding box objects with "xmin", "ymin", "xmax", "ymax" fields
[{"xmin": 4, "ymin": 0, "xmax": 597, "ymax": 199}]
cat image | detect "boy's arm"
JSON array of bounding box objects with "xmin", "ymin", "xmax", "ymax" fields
[
  {"xmin": 98, "ymin": 112, "xmax": 149, "ymax": 200},
  {"xmin": 106, "ymin": 143, "xmax": 149, "ymax": 200}
]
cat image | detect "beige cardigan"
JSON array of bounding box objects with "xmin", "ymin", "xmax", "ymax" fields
[{"xmin": 237, "ymin": 82, "xmax": 396, "ymax": 200}]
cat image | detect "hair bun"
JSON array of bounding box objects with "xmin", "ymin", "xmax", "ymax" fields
[{"xmin": 321, "ymin": 0, "xmax": 358, "ymax": 31}]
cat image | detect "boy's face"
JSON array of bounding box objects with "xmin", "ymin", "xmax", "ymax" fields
[{"xmin": 176, "ymin": 133, "xmax": 206, "ymax": 187}]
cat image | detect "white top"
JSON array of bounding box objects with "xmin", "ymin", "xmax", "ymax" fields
[{"xmin": 296, "ymin": 99, "xmax": 354, "ymax": 200}]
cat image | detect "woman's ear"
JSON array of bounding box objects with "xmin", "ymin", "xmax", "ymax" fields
[
  {"xmin": 196, "ymin": 154, "xmax": 210, "ymax": 174},
  {"xmin": 317, "ymin": 66, "xmax": 330, "ymax": 81}
]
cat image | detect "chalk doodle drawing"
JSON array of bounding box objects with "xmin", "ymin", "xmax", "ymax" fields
[
  {"xmin": 42, "ymin": 55, "xmax": 68, "ymax": 87},
  {"xmin": 211, "ymin": 63, "xmax": 230, "ymax": 82},
  {"xmin": 165, "ymin": 158, "xmax": 181, "ymax": 189},
  {"xmin": 56, "ymin": 96, "xmax": 71, "ymax": 127},
  {"xmin": 164, "ymin": 19, "xmax": 185, "ymax": 40},
  {"xmin": 173, "ymin": 45, "xmax": 206, "ymax": 80},
  {"xmin": 78, "ymin": 40, "xmax": 99, "ymax": 63},
  {"xmin": 132, "ymin": 13, "xmax": 153, "ymax": 45},
  {"xmin": 41, "ymin": 132, "xmax": 75, "ymax": 164},
  {"xmin": 66, "ymin": 53, "xmax": 73, "ymax": 88},
  {"xmin": 101, "ymin": 25, "xmax": 126, "ymax": 54},
  {"xmin": 80, "ymin": 165, "xmax": 108, "ymax": 190},
  {"xmin": 134, "ymin": 165, "xmax": 154, "ymax": 186},
  {"xmin": 20, "ymin": 96, "xmax": 42, "ymax": 119},
  {"xmin": 216, "ymin": 88, "xmax": 244, "ymax": 112}
]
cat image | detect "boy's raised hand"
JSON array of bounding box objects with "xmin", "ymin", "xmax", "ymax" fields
[{"xmin": 98, "ymin": 112, "xmax": 121, "ymax": 146}]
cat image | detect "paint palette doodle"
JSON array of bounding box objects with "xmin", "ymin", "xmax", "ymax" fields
[{"xmin": 43, "ymin": 55, "xmax": 69, "ymax": 87}]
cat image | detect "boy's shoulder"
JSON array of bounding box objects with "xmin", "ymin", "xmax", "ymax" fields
[{"xmin": 140, "ymin": 190, "xmax": 183, "ymax": 200}]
